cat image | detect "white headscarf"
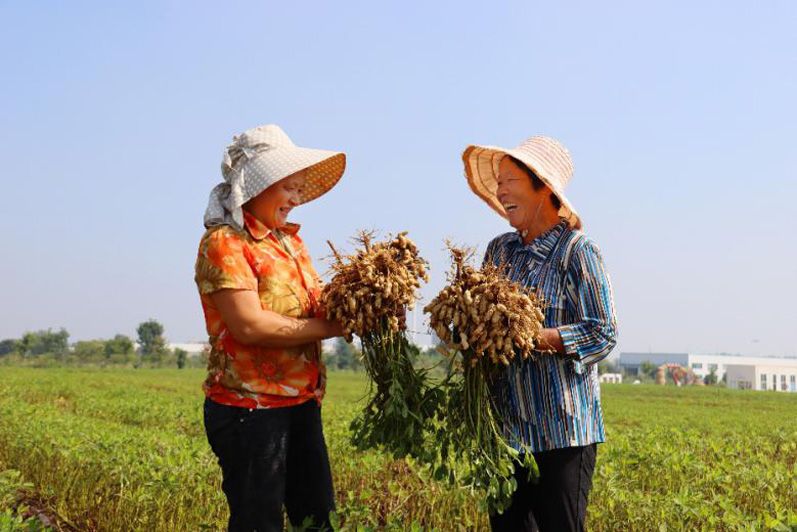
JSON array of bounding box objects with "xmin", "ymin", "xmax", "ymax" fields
[{"xmin": 204, "ymin": 125, "xmax": 346, "ymax": 231}]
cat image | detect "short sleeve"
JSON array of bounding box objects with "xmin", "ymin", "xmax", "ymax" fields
[{"xmin": 195, "ymin": 228, "xmax": 258, "ymax": 295}]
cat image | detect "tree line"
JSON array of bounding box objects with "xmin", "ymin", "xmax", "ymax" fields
[
  {"xmin": 1, "ymin": 325, "xmax": 486, "ymax": 374},
  {"xmin": 0, "ymin": 320, "xmax": 203, "ymax": 369},
  {"xmin": 3, "ymin": 324, "xmax": 685, "ymax": 381},
  {"xmin": 326, "ymin": 337, "xmax": 456, "ymax": 375}
]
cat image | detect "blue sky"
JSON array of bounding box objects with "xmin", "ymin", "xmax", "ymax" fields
[{"xmin": 1, "ymin": 1, "xmax": 795, "ymax": 357}]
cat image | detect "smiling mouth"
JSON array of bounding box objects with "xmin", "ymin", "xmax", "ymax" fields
[
  {"xmin": 503, "ymin": 203, "xmax": 518, "ymax": 213},
  {"xmin": 279, "ymin": 207, "xmax": 292, "ymax": 216}
]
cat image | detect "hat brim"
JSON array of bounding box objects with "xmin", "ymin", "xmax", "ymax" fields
[
  {"xmin": 246, "ymin": 147, "xmax": 346, "ymax": 205},
  {"xmin": 297, "ymin": 150, "xmax": 346, "ymax": 205},
  {"xmin": 462, "ymin": 145, "xmax": 581, "ymax": 229}
]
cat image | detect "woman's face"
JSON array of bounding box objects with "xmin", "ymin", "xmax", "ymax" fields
[
  {"xmin": 244, "ymin": 170, "xmax": 306, "ymax": 229},
  {"xmin": 495, "ymin": 157, "xmax": 549, "ymax": 231}
]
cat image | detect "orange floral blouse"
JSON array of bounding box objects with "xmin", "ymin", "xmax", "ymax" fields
[{"xmin": 195, "ymin": 212, "xmax": 326, "ymax": 409}]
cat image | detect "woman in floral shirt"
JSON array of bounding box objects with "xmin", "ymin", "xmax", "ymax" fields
[{"xmin": 196, "ymin": 125, "xmax": 346, "ymax": 532}]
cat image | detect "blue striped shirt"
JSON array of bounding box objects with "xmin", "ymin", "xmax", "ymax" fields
[{"xmin": 483, "ymin": 220, "xmax": 618, "ymax": 452}]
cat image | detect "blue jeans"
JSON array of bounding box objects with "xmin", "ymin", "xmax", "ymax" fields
[{"xmin": 204, "ymin": 398, "xmax": 335, "ymax": 532}]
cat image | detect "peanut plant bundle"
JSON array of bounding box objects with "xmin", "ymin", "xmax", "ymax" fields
[
  {"xmin": 423, "ymin": 245, "xmax": 545, "ymax": 515},
  {"xmin": 322, "ymin": 231, "xmax": 443, "ymax": 459}
]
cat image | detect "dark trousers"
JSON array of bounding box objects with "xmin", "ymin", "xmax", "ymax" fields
[
  {"xmin": 204, "ymin": 398, "xmax": 335, "ymax": 532},
  {"xmin": 490, "ymin": 444, "xmax": 598, "ymax": 532}
]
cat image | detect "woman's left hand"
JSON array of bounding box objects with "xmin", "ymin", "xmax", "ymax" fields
[{"xmin": 538, "ymin": 328, "xmax": 565, "ymax": 355}]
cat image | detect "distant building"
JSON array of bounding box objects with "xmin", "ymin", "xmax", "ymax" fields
[
  {"xmin": 619, "ymin": 352, "xmax": 797, "ymax": 393},
  {"xmin": 726, "ymin": 363, "xmax": 797, "ymax": 392},
  {"xmin": 599, "ymin": 373, "xmax": 622, "ymax": 384},
  {"xmin": 619, "ymin": 352, "xmax": 690, "ymax": 374}
]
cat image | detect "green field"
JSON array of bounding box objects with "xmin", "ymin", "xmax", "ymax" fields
[{"xmin": 0, "ymin": 367, "xmax": 795, "ymax": 531}]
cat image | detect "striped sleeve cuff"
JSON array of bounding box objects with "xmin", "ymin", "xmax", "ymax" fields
[
  {"xmin": 558, "ymin": 325, "xmax": 579, "ymax": 358},
  {"xmin": 558, "ymin": 325, "xmax": 586, "ymax": 374}
]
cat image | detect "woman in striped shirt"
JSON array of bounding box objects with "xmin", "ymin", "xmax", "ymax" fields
[{"xmin": 462, "ymin": 135, "xmax": 618, "ymax": 532}]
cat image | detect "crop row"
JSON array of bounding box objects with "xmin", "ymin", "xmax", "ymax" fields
[{"xmin": 0, "ymin": 368, "xmax": 795, "ymax": 531}]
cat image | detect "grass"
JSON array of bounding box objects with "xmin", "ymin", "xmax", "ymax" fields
[{"xmin": 0, "ymin": 367, "xmax": 795, "ymax": 531}]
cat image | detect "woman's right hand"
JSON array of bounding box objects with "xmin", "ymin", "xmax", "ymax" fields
[{"xmin": 324, "ymin": 318, "xmax": 344, "ymax": 338}]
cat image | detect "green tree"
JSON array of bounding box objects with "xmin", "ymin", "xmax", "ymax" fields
[
  {"xmin": 73, "ymin": 340, "xmax": 106, "ymax": 364},
  {"xmin": 704, "ymin": 368, "xmax": 718, "ymax": 386},
  {"xmin": 174, "ymin": 348, "xmax": 188, "ymax": 369},
  {"xmin": 0, "ymin": 339, "xmax": 19, "ymax": 356},
  {"xmin": 19, "ymin": 329, "xmax": 69, "ymax": 358},
  {"xmin": 639, "ymin": 360, "xmax": 658, "ymax": 377},
  {"xmin": 105, "ymin": 334, "xmax": 134, "ymax": 359},
  {"xmin": 331, "ymin": 338, "xmax": 361, "ymax": 371},
  {"xmin": 136, "ymin": 320, "xmax": 167, "ymax": 365}
]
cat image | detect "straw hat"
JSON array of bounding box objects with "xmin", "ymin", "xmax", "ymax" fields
[
  {"xmin": 462, "ymin": 135, "xmax": 581, "ymax": 229},
  {"xmin": 204, "ymin": 124, "xmax": 346, "ymax": 230}
]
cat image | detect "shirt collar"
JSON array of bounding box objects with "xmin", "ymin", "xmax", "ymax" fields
[
  {"xmin": 509, "ymin": 218, "xmax": 568, "ymax": 259},
  {"xmin": 243, "ymin": 211, "xmax": 300, "ymax": 241}
]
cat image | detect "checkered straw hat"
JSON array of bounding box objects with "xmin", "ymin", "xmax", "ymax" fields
[
  {"xmin": 204, "ymin": 124, "xmax": 346, "ymax": 230},
  {"xmin": 462, "ymin": 135, "xmax": 581, "ymax": 229}
]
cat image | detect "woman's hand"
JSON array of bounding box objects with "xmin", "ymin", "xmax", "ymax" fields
[
  {"xmin": 325, "ymin": 318, "xmax": 344, "ymax": 338},
  {"xmin": 211, "ymin": 289, "xmax": 343, "ymax": 348},
  {"xmin": 538, "ymin": 328, "xmax": 565, "ymax": 355}
]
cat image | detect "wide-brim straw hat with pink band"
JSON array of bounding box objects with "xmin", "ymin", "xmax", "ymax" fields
[
  {"xmin": 462, "ymin": 135, "xmax": 582, "ymax": 230},
  {"xmin": 204, "ymin": 124, "xmax": 346, "ymax": 230}
]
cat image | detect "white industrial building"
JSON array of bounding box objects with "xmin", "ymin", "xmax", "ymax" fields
[
  {"xmin": 619, "ymin": 352, "xmax": 797, "ymax": 393},
  {"xmin": 725, "ymin": 363, "xmax": 797, "ymax": 392},
  {"xmin": 599, "ymin": 373, "xmax": 623, "ymax": 384}
]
